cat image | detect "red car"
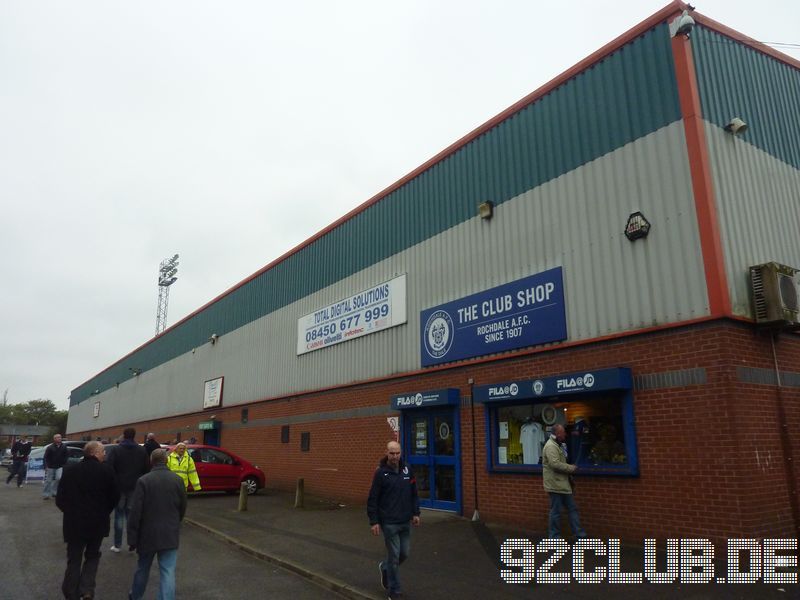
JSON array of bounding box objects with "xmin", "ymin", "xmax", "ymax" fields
[{"xmin": 167, "ymin": 444, "xmax": 265, "ymax": 495}]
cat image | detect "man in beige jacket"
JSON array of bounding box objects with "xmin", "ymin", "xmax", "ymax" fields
[{"xmin": 542, "ymin": 424, "xmax": 586, "ymax": 539}]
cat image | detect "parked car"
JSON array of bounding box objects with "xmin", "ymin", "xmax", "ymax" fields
[
  {"xmin": 25, "ymin": 442, "xmax": 85, "ymax": 481},
  {"xmin": 166, "ymin": 444, "xmax": 265, "ymax": 495},
  {"xmin": 1, "ymin": 448, "xmax": 11, "ymax": 468}
]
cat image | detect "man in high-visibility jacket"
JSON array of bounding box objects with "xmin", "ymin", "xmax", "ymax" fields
[{"xmin": 166, "ymin": 443, "xmax": 201, "ymax": 491}]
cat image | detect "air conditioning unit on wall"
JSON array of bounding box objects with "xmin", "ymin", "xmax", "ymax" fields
[{"xmin": 749, "ymin": 262, "xmax": 800, "ymax": 328}]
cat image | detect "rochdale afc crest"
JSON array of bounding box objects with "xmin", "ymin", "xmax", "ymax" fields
[{"xmin": 423, "ymin": 309, "xmax": 454, "ymax": 359}]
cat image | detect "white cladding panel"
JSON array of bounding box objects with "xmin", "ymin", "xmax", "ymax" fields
[
  {"xmin": 705, "ymin": 123, "xmax": 800, "ymax": 316},
  {"xmin": 68, "ymin": 121, "xmax": 708, "ymax": 433}
]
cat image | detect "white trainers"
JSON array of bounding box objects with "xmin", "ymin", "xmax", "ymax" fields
[{"xmin": 109, "ymin": 545, "xmax": 121, "ymax": 553}]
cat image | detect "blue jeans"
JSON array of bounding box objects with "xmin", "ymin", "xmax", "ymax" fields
[
  {"xmin": 42, "ymin": 467, "xmax": 62, "ymax": 497},
  {"xmin": 114, "ymin": 491, "xmax": 135, "ymax": 547},
  {"xmin": 381, "ymin": 522, "xmax": 411, "ymax": 594},
  {"xmin": 130, "ymin": 548, "xmax": 177, "ymax": 600},
  {"xmin": 548, "ymin": 492, "xmax": 586, "ymax": 539}
]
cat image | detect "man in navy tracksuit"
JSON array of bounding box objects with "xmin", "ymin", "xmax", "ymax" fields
[
  {"xmin": 6, "ymin": 435, "xmax": 32, "ymax": 487},
  {"xmin": 106, "ymin": 427, "xmax": 149, "ymax": 552},
  {"xmin": 367, "ymin": 441, "xmax": 420, "ymax": 600}
]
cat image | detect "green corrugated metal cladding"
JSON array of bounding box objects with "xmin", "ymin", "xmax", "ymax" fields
[
  {"xmin": 72, "ymin": 24, "xmax": 681, "ymax": 406},
  {"xmin": 692, "ymin": 25, "xmax": 800, "ymax": 169}
]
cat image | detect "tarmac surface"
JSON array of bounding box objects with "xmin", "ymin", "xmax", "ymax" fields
[
  {"xmin": 0, "ymin": 481, "xmax": 333, "ymax": 599},
  {"xmin": 3, "ymin": 473, "xmax": 797, "ymax": 599},
  {"xmin": 183, "ymin": 488, "xmax": 800, "ymax": 600}
]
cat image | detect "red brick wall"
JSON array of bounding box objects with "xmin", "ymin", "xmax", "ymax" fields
[{"xmin": 72, "ymin": 320, "xmax": 800, "ymax": 544}]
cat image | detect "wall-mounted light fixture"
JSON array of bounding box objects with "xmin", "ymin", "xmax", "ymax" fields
[
  {"xmin": 128, "ymin": 367, "xmax": 143, "ymax": 376},
  {"xmin": 624, "ymin": 211, "xmax": 651, "ymax": 241},
  {"xmin": 209, "ymin": 333, "xmax": 219, "ymax": 345},
  {"xmin": 90, "ymin": 389, "xmax": 101, "ymax": 396},
  {"xmin": 478, "ymin": 201, "xmax": 494, "ymax": 220},
  {"xmin": 724, "ymin": 117, "xmax": 748, "ymax": 135}
]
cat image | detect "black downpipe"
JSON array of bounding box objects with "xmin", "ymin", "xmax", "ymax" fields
[
  {"xmin": 470, "ymin": 380, "xmax": 480, "ymax": 520},
  {"xmin": 771, "ymin": 333, "xmax": 800, "ymax": 539}
]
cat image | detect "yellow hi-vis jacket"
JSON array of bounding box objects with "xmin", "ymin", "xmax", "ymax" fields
[{"xmin": 166, "ymin": 451, "xmax": 201, "ymax": 491}]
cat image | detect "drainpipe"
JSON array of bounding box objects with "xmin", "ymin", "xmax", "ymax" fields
[
  {"xmin": 469, "ymin": 378, "xmax": 480, "ymax": 522},
  {"xmin": 771, "ymin": 333, "xmax": 799, "ymax": 539}
]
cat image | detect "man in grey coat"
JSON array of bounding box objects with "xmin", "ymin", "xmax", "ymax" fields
[{"xmin": 127, "ymin": 448, "xmax": 187, "ymax": 600}]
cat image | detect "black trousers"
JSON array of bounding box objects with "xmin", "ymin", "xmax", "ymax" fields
[
  {"xmin": 5, "ymin": 461, "xmax": 27, "ymax": 486},
  {"xmin": 62, "ymin": 537, "xmax": 102, "ymax": 600}
]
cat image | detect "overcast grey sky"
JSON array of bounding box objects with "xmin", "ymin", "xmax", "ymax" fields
[{"xmin": 1, "ymin": 1, "xmax": 798, "ymax": 411}]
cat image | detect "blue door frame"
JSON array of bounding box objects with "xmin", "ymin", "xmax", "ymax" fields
[
  {"xmin": 203, "ymin": 427, "xmax": 220, "ymax": 447},
  {"xmin": 402, "ymin": 407, "xmax": 461, "ymax": 513}
]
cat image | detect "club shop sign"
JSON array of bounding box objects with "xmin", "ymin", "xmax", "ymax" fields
[
  {"xmin": 420, "ymin": 267, "xmax": 566, "ymax": 367},
  {"xmin": 298, "ymin": 275, "xmax": 407, "ymax": 355}
]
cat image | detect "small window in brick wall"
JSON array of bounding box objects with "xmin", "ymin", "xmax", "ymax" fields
[
  {"xmin": 241, "ymin": 408, "xmax": 248, "ymax": 424},
  {"xmin": 281, "ymin": 425, "xmax": 290, "ymax": 443},
  {"xmin": 300, "ymin": 432, "xmax": 310, "ymax": 452}
]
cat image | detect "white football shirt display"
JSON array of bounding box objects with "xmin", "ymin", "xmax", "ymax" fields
[{"xmin": 520, "ymin": 421, "xmax": 546, "ymax": 464}]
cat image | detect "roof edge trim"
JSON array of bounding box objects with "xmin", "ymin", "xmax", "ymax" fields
[{"xmin": 83, "ymin": 1, "xmax": 799, "ymax": 389}]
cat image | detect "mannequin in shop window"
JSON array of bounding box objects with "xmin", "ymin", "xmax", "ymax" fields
[
  {"xmin": 520, "ymin": 414, "xmax": 546, "ymax": 464},
  {"xmin": 568, "ymin": 416, "xmax": 591, "ymax": 465},
  {"xmin": 588, "ymin": 423, "xmax": 626, "ymax": 465}
]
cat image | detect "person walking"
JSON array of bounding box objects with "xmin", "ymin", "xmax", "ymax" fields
[
  {"xmin": 43, "ymin": 433, "xmax": 69, "ymax": 500},
  {"xmin": 127, "ymin": 448, "xmax": 187, "ymax": 600},
  {"xmin": 55, "ymin": 441, "xmax": 119, "ymax": 600},
  {"xmin": 367, "ymin": 441, "xmax": 420, "ymax": 600},
  {"xmin": 166, "ymin": 442, "xmax": 201, "ymax": 491},
  {"xmin": 106, "ymin": 427, "xmax": 149, "ymax": 553},
  {"xmin": 6, "ymin": 434, "xmax": 32, "ymax": 487},
  {"xmin": 143, "ymin": 433, "xmax": 160, "ymax": 457},
  {"xmin": 542, "ymin": 423, "xmax": 586, "ymax": 539}
]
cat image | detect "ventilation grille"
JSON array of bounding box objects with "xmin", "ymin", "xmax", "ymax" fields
[{"xmin": 751, "ymin": 267, "xmax": 768, "ymax": 321}]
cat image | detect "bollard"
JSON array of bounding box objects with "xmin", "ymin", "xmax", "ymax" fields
[
  {"xmin": 294, "ymin": 477, "xmax": 304, "ymax": 508},
  {"xmin": 237, "ymin": 481, "xmax": 248, "ymax": 512}
]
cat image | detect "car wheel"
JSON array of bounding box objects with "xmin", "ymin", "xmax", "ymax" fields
[{"xmin": 243, "ymin": 476, "xmax": 259, "ymax": 495}]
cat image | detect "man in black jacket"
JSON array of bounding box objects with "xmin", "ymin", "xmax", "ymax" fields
[
  {"xmin": 56, "ymin": 441, "xmax": 119, "ymax": 600},
  {"xmin": 367, "ymin": 441, "xmax": 421, "ymax": 600},
  {"xmin": 127, "ymin": 448, "xmax": 187, "ymax": 600},
  {"xmin": 43, "ymin": 433, "xmax": 69, "ymax": 500},
  {"xmin": 143, "ymin": 432, "xmax": 160, "ymax": 457},
  {"xmin": 106, "ymin": 427, "xmax": 149, "ymax": 553},
  {"xmin": 5, "ymin": 434, "xmax": 32, "ymax": 487}
]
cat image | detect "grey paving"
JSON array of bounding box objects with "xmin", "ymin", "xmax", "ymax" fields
[{"xmin": 183, "ymin": 488, "xmax": 799, "ymax": 600}]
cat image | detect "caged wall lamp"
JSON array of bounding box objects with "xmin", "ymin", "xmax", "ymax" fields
[{"xmin": 624, "ymin": 211, "xmax": 651, "ymax": 242}]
